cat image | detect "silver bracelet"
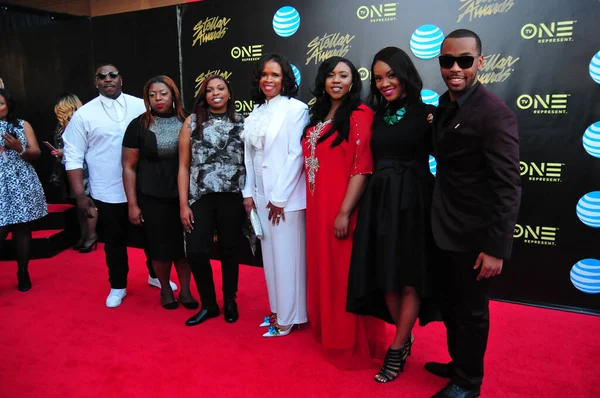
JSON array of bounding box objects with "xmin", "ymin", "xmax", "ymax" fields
[{"xmin": 18, "ymin": 145, "xmax": 26, "ymax": 156}]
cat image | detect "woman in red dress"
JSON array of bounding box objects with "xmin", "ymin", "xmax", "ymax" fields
[{"xmin": 302, "ymin": 56, "xmax": 387, "ymax": 370}]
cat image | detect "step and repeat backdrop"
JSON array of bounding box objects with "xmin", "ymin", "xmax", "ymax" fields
[{"xmin": 180, "ymin": 0, "xmax": 600, "ymax": 312}]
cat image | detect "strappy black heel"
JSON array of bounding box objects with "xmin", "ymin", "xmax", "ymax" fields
[{"xmin": 374, "ymin": 334, "xmax": 414, "ymax": 383}]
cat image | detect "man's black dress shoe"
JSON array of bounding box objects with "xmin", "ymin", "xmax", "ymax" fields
[
  {"xmin": 185, "ymin": 307, "xmax": 220, "ymax": 326},
  {"xmin": 431, "ymin": 382, "xmax": 480, "ymax": 398},
  {"xmin": 224, "ymin": 299, "xmax": 239, "ymax": 323},
  {"xmin": 425, "ymin": 362, "xmax": 453, "ymax": 378}
]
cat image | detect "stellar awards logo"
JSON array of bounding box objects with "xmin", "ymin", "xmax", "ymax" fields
[
  {"xmin": 305, "ymin": 33, "xmax": 355, "ymax": 66},
  {"xmin": 192, "ymin": 16, "xmax": 231, "ymax": 46},
  {"xmin": 194, "ymin": 70, "xmax": 233, "ymax": 97},
  {"xmin": 478, "ymin": 53, "xmax": 519, "ymax": 84},
  {"xmin": 457, "ymin": 0, "xmax": 514, "ymax": 23}
]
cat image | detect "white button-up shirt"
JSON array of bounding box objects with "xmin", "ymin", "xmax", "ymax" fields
[{"xmin": 63, "ymin": 93, "xmax": 146, "ymax": 203}]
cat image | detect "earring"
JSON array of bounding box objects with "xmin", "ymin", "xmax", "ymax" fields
[
  {"xmin": 350, "ymin": 84, "xmax": 353, "ymax": 91},
  {"xmin": 172, "ymin": 102, "xmax": 175, "ymax": 109}
]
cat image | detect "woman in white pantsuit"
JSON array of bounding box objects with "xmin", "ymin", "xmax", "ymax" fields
[{"xmin": 242, "ymin": 53, "xmax": 309, "ymax": 337}]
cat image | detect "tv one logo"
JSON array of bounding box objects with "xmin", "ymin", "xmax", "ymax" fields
[
  {"xmin": 520, "ymin": 161, "xmax": 563, "ymax": 183},
  {"xmin": 231, "ymin": 44, "xmax": 263, "ymax": 62},
  {"xmin": 517, "ymin": 94, "xmax": 569, "ymax": 114},
  {"xmin": 356, "ymin": 3, "xmax": 397, "ymax": 22},
  {"xmin": 521, "ymin": 20, "xmax": 576, "ymax": 43},
  {"xmin": 514, "ymin": 224, "xmax": 558, "ymax": 246},
  {"xmin": 235, "ymin": 100, "xmax": 255, "ymax": 116},
  {"xmin": 358, "ymin": 67, "xmax": 371, "ymax": 81}
]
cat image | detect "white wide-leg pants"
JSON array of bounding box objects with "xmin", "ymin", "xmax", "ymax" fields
[{"xmin": 253, "ymin": 150, "xmax": 307, "ymax": 326}]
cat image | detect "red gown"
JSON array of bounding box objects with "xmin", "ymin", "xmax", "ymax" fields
[{"xmin": 302, "ymin": 104, "xmax": 387, "ymax": 370}]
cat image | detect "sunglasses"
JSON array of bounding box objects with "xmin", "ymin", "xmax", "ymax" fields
[
  {"xmin": 95, "ymin": 71, "xmax": 120, "ymax": 80},
  {"xmin": 438, "ymin": 55, "xmax": 478, "ymax": 69}
]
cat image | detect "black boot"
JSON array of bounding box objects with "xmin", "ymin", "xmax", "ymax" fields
[{"xmin": 17, "ymin": 269, "xmax": 32, "ymax": 292}]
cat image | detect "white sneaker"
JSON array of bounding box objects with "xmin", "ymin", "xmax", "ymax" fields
[
  {"xmin": 106, "ymin": 288, "xmax": 127, "ymax": 308},
  {"xmin": 148, "ymin": 276, "xmax": 178, "ymax": 291}
]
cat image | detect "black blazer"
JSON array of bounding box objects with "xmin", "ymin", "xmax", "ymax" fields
[{"xmin": 431, "ymin": 84, "xmax": 521, "ymax": 259}]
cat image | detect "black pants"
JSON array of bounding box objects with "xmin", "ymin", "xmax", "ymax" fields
[
  {"xmin": 94, "ymin": 199, "xmax": 156, "ymax": 288},
  {"xmin": 438, "ymin": 250, "xmax": 490, "ymax": 389},
  {"xmin": 186, "ymin": 193, "xmax": 245, "ymax": 308}
]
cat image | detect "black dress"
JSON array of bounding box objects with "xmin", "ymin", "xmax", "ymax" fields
[
  {"xmin": 347, "ymin": 101, "xmax": 438, "ymax": 325},
  {"xmin": 122, "ymin": 113, "xmax": 185, "ymax": 262}
]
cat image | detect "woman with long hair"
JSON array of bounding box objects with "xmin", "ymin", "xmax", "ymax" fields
[
  {"xmin": 302, "ymin": 56, "xmax": 386, "ymax": 369},
  {"xmin": 52, "ymin": 93, "xmax": 99, "ymax": 252},
  {"xmin": 178, "ymin": 75, "xmax": 246, "ymax": 326},
  {"xmin": 122, "ymin": 75, "xmax": 196, "ymax": 309},
  {"xmin": 347, "ymin": 47, "xmax": 438, "ymax": 382},
  {"xmin": 0, "ymin": 88, "xmax": 47, "ymax": 291},
  {"xmin": 242, "ymin": 53, "xmax": 309, "ymax": 337}
]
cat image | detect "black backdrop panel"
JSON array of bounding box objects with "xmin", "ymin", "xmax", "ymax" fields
[
  {"xmin": 91, "ymin": 5, "xmax": 181, "ymax": 99},
  {"xmin": 181, "ymin": 0, "xmax": 600, "ymax": 313},
  {"xmin": 0, "ymin": 6, "xmax": 95, "ymax": 202}
]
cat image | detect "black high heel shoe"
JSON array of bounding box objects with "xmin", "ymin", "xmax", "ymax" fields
[
  {"xmin": 72, "ymin": 237, "xmax": 86, "ymax": 250},
  {"xmin": 374, "ymin": 334, "xmax": 414, "ymax": 383},
  {"xmin": 180, "ymin": 298, "xmax": 199, "ymax": 310},
  {"xmin": 162, "ymin": 300, "xmax": 179, "ymax": 310},
  {"xmin": 17, "ymin": 269, "xmax": 32, "ymax": 292},
  {"xmin": 79, "ymin": 239, "xmax": 98, "ymax": 253}
]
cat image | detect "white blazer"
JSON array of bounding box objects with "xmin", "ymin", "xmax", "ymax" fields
[{"xmin": 242, "ymin": 96, "xmax": 309, "ymax": 212}]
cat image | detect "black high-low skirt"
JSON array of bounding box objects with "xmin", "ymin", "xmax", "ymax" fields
[{"xmin": 347, "ymin": 157, "xmax": 439, "ymax": 325}]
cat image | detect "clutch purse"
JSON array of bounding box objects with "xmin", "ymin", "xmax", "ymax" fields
[{"xmin": 250, "ymin": 208, "xmax": 263, "ymax": 239}]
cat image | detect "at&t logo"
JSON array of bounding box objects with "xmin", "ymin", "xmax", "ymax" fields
[
  {"xmin": 517, "ymin": 93, "xmax": 570, "ymax": 114},
  {"xmin": 231, "ymin": 44, "xmax": 264, "ymax": 62},
  {"xmin": 514, "ymin": 224, "xmax": 559, "ymax": 246},
  {"xmin": 519, "ymin": 161, "xmax": 564, "ymax": 183},
  {"xmin": 235, "ymin": 100, "xmax": 255, "ymax": 116},
  {"xmin": 521, "ymin": 20, "xmax": 576, "ymax": 43},
  {"xmin": 357, "ymin": 3, "xmax": 397, "ymax": 22}
]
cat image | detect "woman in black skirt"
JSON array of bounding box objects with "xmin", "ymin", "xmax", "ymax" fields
[
  {"xmin": 122, "ymin": 75, "xmax": 197, "ymax": 310},
  {"xmin": 347, "ymin": 47, "xmax": 437, "ymax": 383}
]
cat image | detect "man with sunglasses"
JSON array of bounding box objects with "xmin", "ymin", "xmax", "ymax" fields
[
  {"xmin": 63, "ymin": 63, "xmax": 176, "ymax": 308},
  {"xmin": 428, "ymin": 30, "xmax": 521, "ymax": 398}
]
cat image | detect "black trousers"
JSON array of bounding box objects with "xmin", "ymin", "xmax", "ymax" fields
[
  {"xmin": 185, "ymin": 193, "xmax": 245, "ymax": 308},
  {"xmin": 94, "ymin": 199, "xmax": 156, "ymax": 288},
  {"xmin": 438, "ymin": 249, "xmax": 490, "ymax": 389}
]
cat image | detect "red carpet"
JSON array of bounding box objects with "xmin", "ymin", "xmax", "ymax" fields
[{"xmin": 1, "ymin": 246, "xmax": 599, "ymax": 397}]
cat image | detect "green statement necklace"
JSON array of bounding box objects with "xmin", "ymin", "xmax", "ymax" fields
[{"xmin": 384, "ymin": 106, "xmax": 406, "ymax": 125}]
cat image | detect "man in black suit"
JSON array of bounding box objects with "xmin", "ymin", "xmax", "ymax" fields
[{"xmin": 428, "ymin": 29, "xmax": 521, "ymax": 398}]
